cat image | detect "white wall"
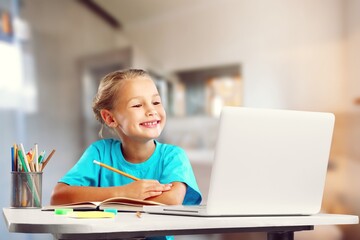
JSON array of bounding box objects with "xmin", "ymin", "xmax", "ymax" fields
[
  {"xmin": 122, "ymin": 0, "xmax": 356, "ymax": 113},
  {"xmin": 344, "ymin": 0, "xmax": 360, "ymax": 112}
]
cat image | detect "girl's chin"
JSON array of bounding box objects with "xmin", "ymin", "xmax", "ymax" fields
[{"xmin": 138, "ymin": 131, "xmax": 163, "ymax": 140}]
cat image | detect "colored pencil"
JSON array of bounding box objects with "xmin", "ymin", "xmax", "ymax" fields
[
  {"xmin": 41, "ymin": 149, "xmax": 56, "ymax": 171},
  {"xmin": 93, "ymin": 160, "xmax": 139, "ymax": 181}
]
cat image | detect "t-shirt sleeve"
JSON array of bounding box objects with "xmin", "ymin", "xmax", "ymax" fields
[
  {"xmin": 59, "ymin": 143, "xmax": 102, "ymax": 186},
  {"xmin": 160, "ymin": 147, "xmax": 202, "ymax": 205}
]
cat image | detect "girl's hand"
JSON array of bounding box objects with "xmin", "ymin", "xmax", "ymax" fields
[{"xmin": 120, "ymin": 180, "xmax": 172, "ymax": 200}]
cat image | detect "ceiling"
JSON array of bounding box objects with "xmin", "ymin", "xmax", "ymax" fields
[{"xmin": 91, "ymin": 0, "xmax": 206, "ymax": 28}]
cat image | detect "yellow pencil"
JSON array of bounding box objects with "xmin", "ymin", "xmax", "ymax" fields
[{"xmin": 93, "ymin": 160, "xmax": 139, "ymax": 181}]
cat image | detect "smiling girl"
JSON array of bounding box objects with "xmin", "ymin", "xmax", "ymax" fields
[{"xmin": 50, "ymin": 69, "xmax": 202, "ymax": 210}]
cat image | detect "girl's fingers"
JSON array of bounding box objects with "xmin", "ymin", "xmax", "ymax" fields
[
  {"xmin": 141, "ymin": 181, "xmax": 172, "ymax": 191},
  {"xmin": 145, "ymin": 191, "xmax": 163, "ymax": 198},
  {"xmin": 149, "ymin": 183, "xmax": 172, "ymax": 191}
]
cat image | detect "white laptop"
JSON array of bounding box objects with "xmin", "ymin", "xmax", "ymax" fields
[{"xmin": 144, "ymin": 106, "xmax": 335, "ymax": 216}]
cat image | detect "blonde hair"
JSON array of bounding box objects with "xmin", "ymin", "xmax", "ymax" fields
[{"xmin": 92, "ymin": 69, "xmax": 150, "ymax": 137}]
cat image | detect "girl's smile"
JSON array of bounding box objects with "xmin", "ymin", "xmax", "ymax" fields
[{"xmin": 140, "ymin": 120, "xmax": 161, "ymax": 128}]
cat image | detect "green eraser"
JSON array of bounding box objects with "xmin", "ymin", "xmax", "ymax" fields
[
  {"xmin": 103, "ymin": 208, "xmax": 117, "ymax": 215},
  {"xmin": 55, "ymin": 208, "xmax": 74, "ymax": 215}
]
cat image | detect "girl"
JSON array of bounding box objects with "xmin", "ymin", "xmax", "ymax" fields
[{"xmin": 50, "ymin": 69, "xmax": 202, "ymax": 214}]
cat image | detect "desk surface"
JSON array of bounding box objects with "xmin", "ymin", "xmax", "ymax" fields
[{"xmin": 3, "ymin": 208, "xmax": 359, "ymax": 240}]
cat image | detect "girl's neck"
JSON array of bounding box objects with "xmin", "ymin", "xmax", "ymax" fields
[{"xmin": 121, "ymin": 140, "xmax": 156, "ymax": 164}]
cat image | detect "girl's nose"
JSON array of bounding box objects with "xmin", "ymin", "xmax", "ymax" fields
[{"xmin": 147, "ymin": 109, "xmax": 158, "ymax": 117}]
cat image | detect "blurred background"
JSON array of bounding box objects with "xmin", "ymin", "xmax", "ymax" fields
[{"xmin": 1, "ymin": 0, "xmax": 359, "ymax": 239}]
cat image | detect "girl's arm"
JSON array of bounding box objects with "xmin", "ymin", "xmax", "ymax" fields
[
  {"xmin": 50, "ymin": 181, "xmax": 172, "ymax": 205},
  {"xmin": 146, "ymin": 182, "xmax": 187, "ymax": 205}
]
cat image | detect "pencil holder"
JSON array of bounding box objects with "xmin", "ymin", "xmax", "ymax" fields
[{"xmin": 11, "ymin": 172, "xmax": 42, "ymax": 208}]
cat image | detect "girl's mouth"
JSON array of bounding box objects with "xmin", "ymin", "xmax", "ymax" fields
[{"xmin": 140, "ymin": 120, "xmax": 160, "ymax": 127}]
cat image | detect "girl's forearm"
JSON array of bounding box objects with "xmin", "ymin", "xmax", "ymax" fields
[
  {"xmin": 146, "ymin": 182, "xmax": 186, "ymax": 205},
  {"xmin": 50, "ymin": 183, "xmax": 123, "ymax": 205}
]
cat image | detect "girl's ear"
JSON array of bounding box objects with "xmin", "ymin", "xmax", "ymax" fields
[{"xmin": 100, "ymin": 109, "xmax": 118, "ymax": 128}]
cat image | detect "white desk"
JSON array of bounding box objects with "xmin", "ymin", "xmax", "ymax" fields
[{"xmin": 2, "ymin": 208, "xmax": 358, "ymax": 240}]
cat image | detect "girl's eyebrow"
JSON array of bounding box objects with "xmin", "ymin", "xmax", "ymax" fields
[{"xmin": 127, "ymin": 94, "xmax": 160, "ymax": 103}]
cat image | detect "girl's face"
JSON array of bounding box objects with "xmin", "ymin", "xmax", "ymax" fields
[{"xmin": 111, "ymin": 76, "xmax": 166, "ymax": 142}]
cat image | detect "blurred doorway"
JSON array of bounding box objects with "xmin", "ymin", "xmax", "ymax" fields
[{"xmin": 79, "ymin": 47, "xmax": 132, "ymax": 148}]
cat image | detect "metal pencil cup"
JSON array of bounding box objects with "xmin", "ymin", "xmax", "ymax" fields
[{"xmin": 11, "ymin": 172, "xmax": 42, "ymax": 208}]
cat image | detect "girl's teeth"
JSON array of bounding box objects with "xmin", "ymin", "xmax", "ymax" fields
[{"xmin": 143, "ymin": 121, "xmax": 157, "ymax": 126}]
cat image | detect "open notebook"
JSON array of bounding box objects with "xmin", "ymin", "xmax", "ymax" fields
[
  {"xmin": 43, "ymin": 197, "xmax": 163, "ymax": 212},
  {"xmin": 144, "ymin": 107, "xmax": 335, "ymax": 216}
]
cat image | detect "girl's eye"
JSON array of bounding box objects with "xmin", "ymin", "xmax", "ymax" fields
[
  {"xmin": 153, "ymin": 101, "xmax": 161, "ymax": 105},
  {"xmin": 132, "ymin": 104, "xmax": 142, "ymax": 108}
]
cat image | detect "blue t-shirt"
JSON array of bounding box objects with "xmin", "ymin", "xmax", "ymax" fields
[{"xmin": 59, "ymin": 139, "xmax": 202, "ymax": 240}]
